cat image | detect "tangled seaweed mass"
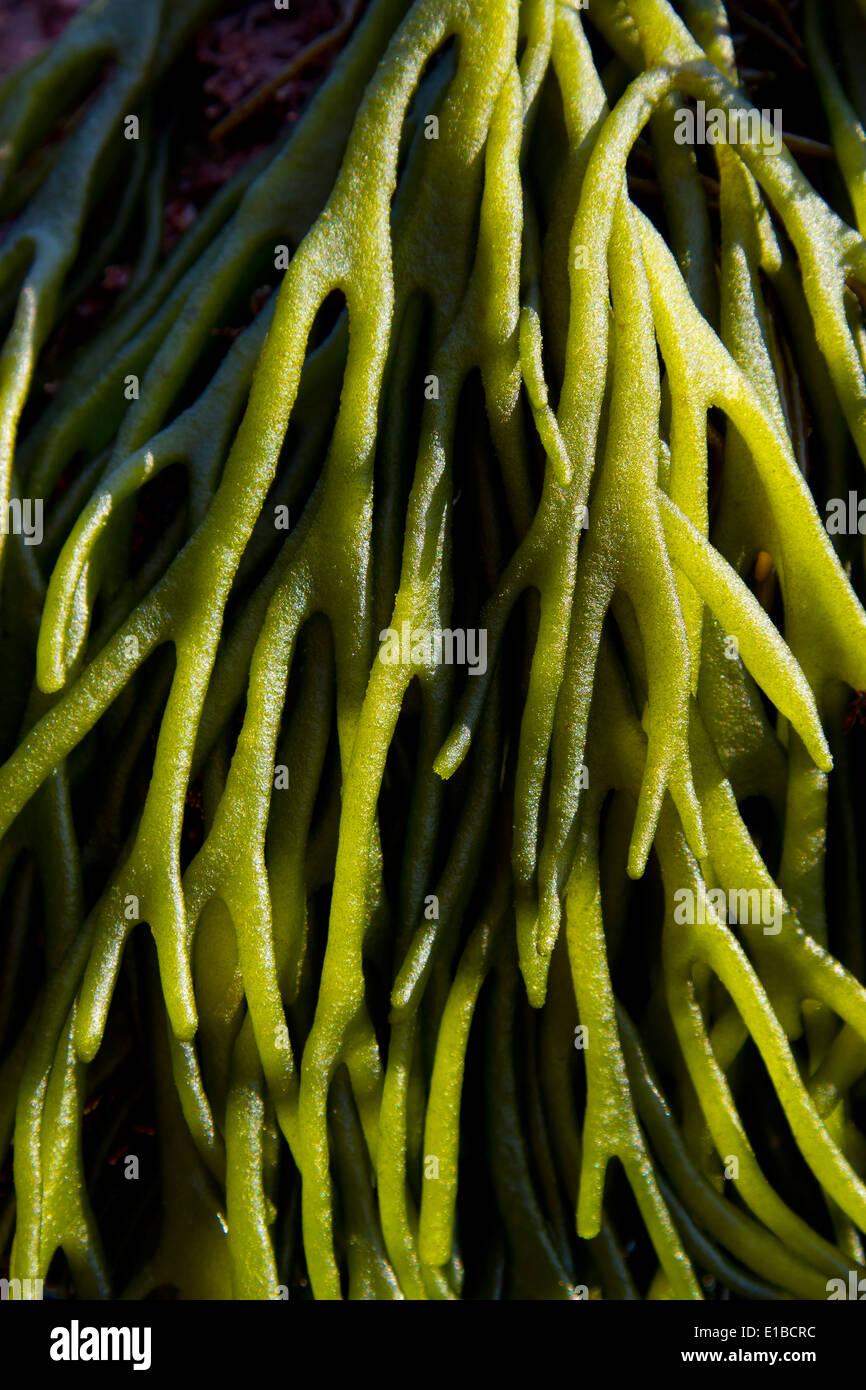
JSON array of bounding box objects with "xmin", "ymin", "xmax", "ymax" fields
[{"xmin": 2, "ymin": 0, "xmax": 866, "ymax": 1303}]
